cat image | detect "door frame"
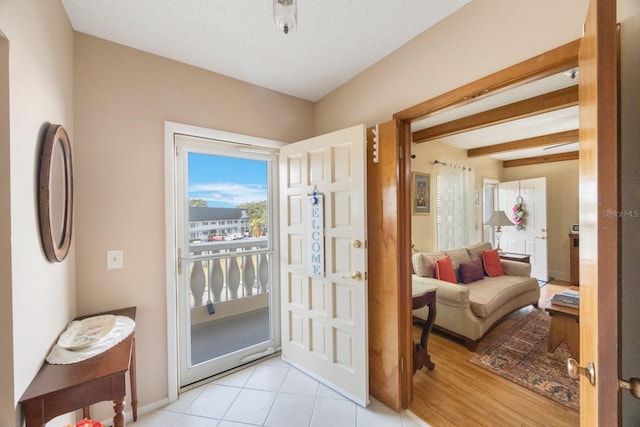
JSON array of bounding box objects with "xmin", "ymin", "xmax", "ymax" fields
[
  {"xmin": 393, "ymin": 40, "xmax": 581, "ymax": 408},
  {"xmin": 164, "ymin": 121, "xmax": 283, "ymax": 401}
]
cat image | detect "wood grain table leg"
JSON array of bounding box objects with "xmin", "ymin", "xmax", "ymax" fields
[
  {"xmin": 113, "ymin": 398, "xmax": 126, "ymax": 427},
  {"xmin": 130, "ymin": 335, "xmax": 138, "ymax": 421}
]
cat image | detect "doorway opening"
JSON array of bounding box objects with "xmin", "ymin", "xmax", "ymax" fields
[{"xmin": 165, "ymin": 122, "xmax": 283, "ymax": 394}]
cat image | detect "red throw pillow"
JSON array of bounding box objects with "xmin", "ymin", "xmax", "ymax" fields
[
  {"xmin": 436, "ymin": 256, "xmax": 457, "ymax": 283},
  {"xmin": 482, "ymin": 249, "xmax": 504, "ymax": 277}
]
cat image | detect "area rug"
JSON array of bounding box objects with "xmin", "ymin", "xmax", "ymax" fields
[{"xmin": 469, "ymin": 309, "xmax": 579, "ymax": 411}]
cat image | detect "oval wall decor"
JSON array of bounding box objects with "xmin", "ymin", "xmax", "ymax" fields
[{"xmin": 39, "ymin": 124, "xmax": 73, "ymax": 262}]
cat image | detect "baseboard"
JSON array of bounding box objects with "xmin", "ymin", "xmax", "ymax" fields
[
  {"xmin": 405, "ymin": 410, "xmax": 433, "ymax": 426},
  {"xmin": 549, "ymin": 270, "xmax": 569, "ymax": 282}
]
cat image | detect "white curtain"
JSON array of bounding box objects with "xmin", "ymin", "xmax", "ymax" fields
[{"xmin": 436, "ymin": 164, "xmax": 474, "ymax": 250}]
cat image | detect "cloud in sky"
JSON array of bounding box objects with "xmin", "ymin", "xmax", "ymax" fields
[{"xmin": 189, "ymin": 182, "xmax": 267, "ymax": 206}]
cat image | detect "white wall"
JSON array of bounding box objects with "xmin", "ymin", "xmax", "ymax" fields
[{"xmin": 0, "ymin": 0, "xmax": 76, "ymax": 425}]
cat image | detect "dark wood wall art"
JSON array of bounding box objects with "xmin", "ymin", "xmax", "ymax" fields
[{"xmin": 39, "ymin": 124, "xmax": 73, "ymax": 262}]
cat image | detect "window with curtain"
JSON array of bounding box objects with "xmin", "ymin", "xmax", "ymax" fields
[{"xmin": 436, "ymin": 164, "xmax": 474, "ymax": 250}]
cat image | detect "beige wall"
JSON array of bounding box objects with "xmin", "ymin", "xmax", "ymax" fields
[
  {"xmin": 315, "ymin": 0, "xmax": 589, "ymax": 134},
  {"xmin": 73, "ymin": 33, "xmax": 314, "ymax": 416},
  {"xmin": 410, "ymin": 141, "xmax": 503, "ymax": 252},
  {"xmin": 0, "ymin": 0, "xmax": 76, "ymax": 425},
  {"xmin": 503, "ymin": 161, "xmax": 579, "ymax": 281},
  {"xmin": 0, "ymin": 32, "xmax": 13, "ymax": 425}
]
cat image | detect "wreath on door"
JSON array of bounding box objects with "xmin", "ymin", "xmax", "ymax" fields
[{"xmin": 512, "ymin": 196, "xmax": 526, "ymax": 231}]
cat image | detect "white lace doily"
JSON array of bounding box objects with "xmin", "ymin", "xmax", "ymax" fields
[{"xmin": 46, "ymin": 315, "xmax": 135, "ymax": 365}]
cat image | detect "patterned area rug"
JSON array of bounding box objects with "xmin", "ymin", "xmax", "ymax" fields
[{"xmin": 469, "ymin": 309, "xmax": 579, "ymax": 411}]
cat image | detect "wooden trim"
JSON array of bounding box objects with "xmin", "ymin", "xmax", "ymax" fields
[
  {"xmin": 413, "ymin": 86, "xmax": 578, "ymax": 144},
  {"xmin": 398, "ymin": 119, "xmax": 413, "ymax": 409},
  {"xmin": 394, "ymin": 39, "xmax": 580, "ymax": 122},
  {"xmin": 502, "ymin": 151, "xmax": 578, "ymax": 168},
  {"xmin": 366, "ymin": 121, "xmax": 405, "ymax": 411},
  {"xmin": 467, "ymin": 130, "xmax": 578, "ymax": 157}
]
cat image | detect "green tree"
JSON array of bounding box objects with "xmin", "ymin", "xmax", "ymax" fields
[
  {"xmin": 239, "ymin": 200, "xmax": 267, "ymax": 236},
  {"xmin": 190, "ymin": 198, "xmax": 208, "ymax": 207}
]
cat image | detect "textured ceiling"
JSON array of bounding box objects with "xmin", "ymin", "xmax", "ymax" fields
[{"xmin": 62, "ymin": 0, "xmax": 471, "ymax": 101}]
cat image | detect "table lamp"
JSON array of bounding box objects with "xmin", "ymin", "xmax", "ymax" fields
[{"xmin": 485, "ymin": 210, "xmax": 514, "ymax": 252}]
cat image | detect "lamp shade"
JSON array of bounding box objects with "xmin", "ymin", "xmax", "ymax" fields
[{"xmin": 485, "ymin": 210, "xmax": 514, "ymax": 227}]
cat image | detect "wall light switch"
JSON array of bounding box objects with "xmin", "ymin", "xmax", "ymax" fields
[{"xmin": 107, "ymin": 249, "xmax": 124, "ymax": 270}]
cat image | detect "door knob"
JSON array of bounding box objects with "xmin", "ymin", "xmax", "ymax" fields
[
  {"xmin": 342, "ymin": 271, "xmax": 363, "ymax": 280},
  {"xmin": 352, "ymin": 240, "xmax": 362, "ymax": 248},
  {"xmin": 567, "ymin": 358, "xmax": 595, "ymax": 386},
  {"xmin": 620, "ymin": 377, "xmax": 640, "ymax": 399},
  {"xmin": 535, "ymin": 236, "xmax": 546, "ymax": 240}
]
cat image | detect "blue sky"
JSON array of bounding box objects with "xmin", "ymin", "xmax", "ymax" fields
[{"xmin": 188, "ymin": 153, "xmax": 268, "ymax": 207}]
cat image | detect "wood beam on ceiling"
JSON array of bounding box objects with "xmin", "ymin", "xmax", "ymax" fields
[
  {"xmin": 502, "ymin": 151, "xmax": 579, "ymax": 168},
  {"xmin": 467, "ymin": 129, "xmax": 579, "ymax": 157},
  {"xmin": 412, "ymin": 86, "xmax": 578, "ymax": 144},
  {"xmin": 394, "ymin": 39, "xmax": 580, "ymax": 123}
]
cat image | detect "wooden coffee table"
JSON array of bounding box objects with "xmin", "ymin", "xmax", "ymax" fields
[{"xmin": 542, "ymin": 287, "xmax": 579, "ymax": 361}]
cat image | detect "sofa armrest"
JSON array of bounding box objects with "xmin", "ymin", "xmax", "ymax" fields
[
  {"xmin": 500, "ymin": 259, "xmax": 532, "ymax": 276},
  {"xmin": 412, "ymin": 275, "xmax": 470, "ymax": 308}
]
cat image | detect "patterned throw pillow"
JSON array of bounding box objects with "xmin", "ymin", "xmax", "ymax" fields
[
  {"xmin": 435, "ymin": 256, "xmax": 457, "ymax": 283},
  {"xmin": 482, "ymin": 249, "xmax": 504, "ymax": 277},
  {"xmin": 459, "ymin": 258, "xmax": 485, "ymax": 284}
]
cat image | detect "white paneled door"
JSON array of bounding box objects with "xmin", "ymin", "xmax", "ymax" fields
[
  {"xmin": 499, "ymin": 177, "xmax": 548, "ymax": 281},
  {"xmin": 279, "ymin": 125, "xmax": 369, "ymax": 406}
]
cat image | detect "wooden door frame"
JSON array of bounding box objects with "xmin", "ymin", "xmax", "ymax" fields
[
  {"xmin": 391, "ymin": 39, "xmax": 582, "ymax": 408},
  {"xmin": 366, "ymin": 119, "xmax": 413, "ymax": 410},
  {"xmin": 578, "ymin": 0, "xmax": 619, "ymax": 424}
]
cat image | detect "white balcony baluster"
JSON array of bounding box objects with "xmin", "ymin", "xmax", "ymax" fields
[
  {"xmin": 209, "ymin": 258, "xmax": 224, "ymax": 303},
  {"xmin": 190, "ymin": 260, "xmax": 205, "ymax": 307},
  {"xmin": 243, "ymin": 255, "xmax": 256, "ymax": 296},
  {"xmin": 227, "ymin": 256, "xmax": 241, "ymax": 299},
  {"xmin": 258, "ymin": 253, "xmax": 269, "ymax": 293}
]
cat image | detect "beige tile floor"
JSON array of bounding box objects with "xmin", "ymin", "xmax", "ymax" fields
[{"xmin": 132, "ymin": 357, "xmax": 427, "ymax": 427}]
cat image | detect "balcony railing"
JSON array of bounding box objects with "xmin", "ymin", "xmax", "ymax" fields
[{"xmin": 187, "ymin": 238, "xmax": 270, "ymax": 323}]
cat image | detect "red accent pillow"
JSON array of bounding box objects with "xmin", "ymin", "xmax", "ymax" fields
[
  {"xmin": 436, "ymin": 256, "xmax": 457, "ymax": 283},
  {"xmin": 482, "ymin": 249, "xmax": 504, "ymax": 277}
]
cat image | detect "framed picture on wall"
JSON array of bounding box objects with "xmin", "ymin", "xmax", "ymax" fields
[{"xmin": 412, "ymin": 172, "xmax": 430, "ymax": 215}]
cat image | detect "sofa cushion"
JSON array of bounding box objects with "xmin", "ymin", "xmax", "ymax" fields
[
  {"xmin": 482, "ymin": 249, "xmax": 504, "ymax": 277},
  {"xmin": 436, "ymin": 256, "xmax": 457, "ymax": 283},
  {"xmin": 466, "ymin": 275, "xmax": 539, "ymax": 318},
  {"xmin": 465, "ymin": 241, "xmax": 493, "ymax": 260},
  {"xmin": 412, "ymin": 252, "xmax": 445, "ymax": 277},
  {"xmin": 459, "ymin": 258, "xmax": 484, "ymax": 284},
  {"xmin": 444, "ymin": 248, "xmax": 472, "ymax": 282}
]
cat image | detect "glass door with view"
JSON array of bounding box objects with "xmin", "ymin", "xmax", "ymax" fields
[{"xmin": 176, "ymin": 139, "xmax": 279, "ymax": 388}]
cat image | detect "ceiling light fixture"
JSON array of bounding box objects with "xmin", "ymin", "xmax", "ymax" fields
[{"xmin": 274, "ymin": 0, "xmax": 296, "ymax": 34}]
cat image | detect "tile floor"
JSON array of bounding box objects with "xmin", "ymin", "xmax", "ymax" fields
[{"xmin": 132, "ymin": 357, "xmax": 427, "ymax": 427}]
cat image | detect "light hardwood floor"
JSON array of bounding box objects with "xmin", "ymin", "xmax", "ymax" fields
[{"xmin": 410, "ymin": 282, "xmax": 580, "ymax": 427}]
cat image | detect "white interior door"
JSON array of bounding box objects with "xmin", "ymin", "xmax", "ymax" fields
[
  {"xmin": 499, "ymin": 177, "xmax": 548, "ymax": 281},
  {"xmin": 279, "ymin": 124, "xmax": 369, "ymax": 406}
]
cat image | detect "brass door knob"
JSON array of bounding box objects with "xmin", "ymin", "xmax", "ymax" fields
[
  {"xmin": 567, "ymin": 358, "xmax": 595, "ymax": 386},
  {"xmin": 342, "ymin": 271, "xmax": 363, "ymax": 280},
  {"xmin": 353, "ymin": 240, "xmax": 362, "ymax": 248},
  {"xmin": 620, "ymin": 377, "xmax": 640, "ymax": 399}
]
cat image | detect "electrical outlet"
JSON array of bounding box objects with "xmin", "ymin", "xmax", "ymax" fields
[{"xmin": 107, "ymin": 249, "xmax": 124, "ymax": 269}]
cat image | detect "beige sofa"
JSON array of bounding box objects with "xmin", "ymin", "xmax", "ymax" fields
[{"xmin": 412, "ymin": 241, "xmax": 540, "ymax": 351}]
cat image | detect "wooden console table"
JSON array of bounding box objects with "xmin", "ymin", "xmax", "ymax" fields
[
  {"xmin": 412, "ymin": 288, "xmax": 436, "ymax": 372},
  {"xmin": 19, "ymin": 307, "xmax": 138, "ymax": 427}
]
